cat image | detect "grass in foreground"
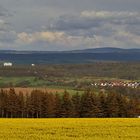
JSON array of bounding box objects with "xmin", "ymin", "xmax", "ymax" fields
[{"xmin": 0, "ymin": 119, "xmax": 139, "ymax": 140}]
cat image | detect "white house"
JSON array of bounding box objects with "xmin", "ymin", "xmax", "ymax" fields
[
  {"xmin": 31, "ymin": 64, "xmax": 35, "ymax": 67},
  {"xmin": 3, "ymin": 62, "xmax": 13, "ymax": 67}
]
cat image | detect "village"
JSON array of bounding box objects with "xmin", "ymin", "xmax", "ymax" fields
[{"xmin": 91, "ymin": 81, "xmax": 140, "ymax": 88}]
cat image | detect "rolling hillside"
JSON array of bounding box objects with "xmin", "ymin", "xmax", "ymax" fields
[{"xmin": 0, "ymin": 47, "xmax": 140, "ymax": 64}]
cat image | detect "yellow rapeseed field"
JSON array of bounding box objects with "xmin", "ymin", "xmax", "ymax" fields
[{"xmin": 0, "ymin": 119, "xmax": 139, "ymax": 140}]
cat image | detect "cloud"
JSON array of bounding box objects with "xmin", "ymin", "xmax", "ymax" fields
[
  {"xmin": 0, "ymin": 30, "xmax": 17, "ymax": 42},
  {"xmin": 17, "ymin": 31, "xmax": 97, "ymax": 48},
  {"xmin": 81, "ymin": 11, "xmax": 140, "ymax": 27},
  {"xmin": 0, "ymin": 19, "xmax": 11, "ymax": 31},
  {"xmin": 114, "ymin": 31, "xmax": 140, "ymax": 45},
  {"xmin": 16, "ymin": 30, "xmax": 140, "ymax": 49},
  {"xmin": 81, "ymin": 11, "xmax": 139, "ymax": 18},
  {"xmin": 17, "ymin": 31, "xmax": 65, "ymax": 44},
  {"xmin": 1, "ymin": 9, "xmax": 140, "ymax": 50},
  {"xmin": 15, "ymin": 10, "xmax": 140, "ymax": 49},
  {"xmin": 51, "ymin": 11, "xmax": 140, "ymax": 31},
  {"xmin": 0, "ymin": 16, "xmax": 15, "ymax": 44},
  {"xmin": 50, "ymin": 15, "xmax": 101, "ymax": 31},
  {"xmin": 0, "ymin": 5, "xmax": 13, "ymax": 17},
  {"xmin": 0, "ymin": 1, "xmax": 140, "ymax": 50},
  {"xmin": 0, "ymin": 5, "xmax": 15, "ymax": 43}
]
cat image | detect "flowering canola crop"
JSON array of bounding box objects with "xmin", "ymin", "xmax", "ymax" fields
[{"xmin": 0, "ymin": 119, "xmax": 139, "ymax": 140}]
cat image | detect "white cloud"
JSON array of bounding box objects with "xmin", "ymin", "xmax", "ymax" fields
[
  {"xmin": 81, "ymin": 11, "xmax": 139, "ymax": 19},
  {"xmin": 1, "ymin": 9, "xmax": 140, "ymax": 50},
  {"xmin": 17, "ymin": 31, "xmax": 98, "ymax": 48},
  {"xmin": 114, "ymin": 31, "xmax": 140, "ymax": 45},
  {"xmin": 17, "ymin": 31, "xmax": 65, "ymax": 44},
  {"xmin": 16, "ymin": 9, "xmax": 140, "ymax": 49}
]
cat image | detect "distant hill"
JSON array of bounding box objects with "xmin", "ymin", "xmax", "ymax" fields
[
  {"xmin": 1, "ymin": 47, "xmax": 140, "ymax": 54},
  {"xmin": 0, "ymin": 47, "xmax": 140, "ymax": 64},
  {"xmin": 66, "ymin": 47, "xmax": 140, "ymax": 53},
  {"xmin": 0, "ymin": 47, "xmax": 140, "ymax": 54}
]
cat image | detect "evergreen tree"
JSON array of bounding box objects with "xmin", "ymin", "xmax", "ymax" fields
[
  {"xmin": 106, "ymin": 93, "xmax": 119, "ymax": 117},
  {"xmin": 72, "ymin": 92, "xmax": 81, "ymax": 117},
  {"xmin": 0, "ymin": 88, "xmax": 139, "ymax": 118},
  {"xmin": 7, "ymin": 88, "xmax": 19, "ymax": 118},
  {"xmin": 60, "ymin": 91, "xmax": 74, "ymax": 118},
  {"xmin": 0, "ymin": 89, "xmax": 8, "ymax": 117},
  {"xmin": 98, "ymin": 92, "xmax": 107, "ymax": 117},
  {"xmin": 45, "ymin": 93, "xmax": 56, "ymax": 118},
  {"xmin": 17, "ymin": 91, "xmax": 25, "ymax": 118},
  {"xmin": 29, "ymin": 90, "xmax": 43, "ymax": 118},
  {"xmin": 127, "ymin": 98, "xmax": 139, "ymax": 117},
  {"xmin": 116, "ymin": 94, "xmax": 128, "ymax": 117},
  {"xmin": 80, "ymin": 91, "xmax": 100, "ymax": 117},
  {"xmin": 54, "ymin": 94, "xmax": 62, "ymax": 118}
]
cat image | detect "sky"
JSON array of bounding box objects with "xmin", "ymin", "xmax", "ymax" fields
[{"xmin": 0, "ymin": 0, "xmax": 140, "ymax": 51}]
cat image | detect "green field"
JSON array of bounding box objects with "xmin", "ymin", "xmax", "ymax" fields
[
  {"xmin": 0, "ymin": 77, "xmax": 46, "ymax": 87},
  {"xmin": 0, "ymin": 119, "xmax": 139, "ymax": 140},
  {"xmin": 0, "ymin": 76, "xmax": 137, "ymax": 88}
]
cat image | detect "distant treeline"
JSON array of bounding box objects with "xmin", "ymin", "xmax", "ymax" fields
[{"xmin": 0, "ymin": 89, "xmax": 139, "ymax": 118}]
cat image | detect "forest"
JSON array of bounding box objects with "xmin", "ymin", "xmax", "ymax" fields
[{"xmin": 0, "ymin": 88, "xmax": 139, "ymax": 118}]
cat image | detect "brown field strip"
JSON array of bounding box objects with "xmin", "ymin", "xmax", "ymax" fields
[{"xmin": 1, "ymin": 87, "xmax": 65, "ymax": 94}]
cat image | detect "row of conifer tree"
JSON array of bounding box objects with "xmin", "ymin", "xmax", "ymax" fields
[{"xmin": 0, "ymin": 88, "xmax": 139, "ymax": 118}]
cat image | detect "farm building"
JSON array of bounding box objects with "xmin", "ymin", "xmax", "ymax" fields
[
  {"xmin": 31, "ymin": 64, "xmax": 35, "ymax": 66},
  {"xmin": 3, "ymin": 62, "xmax": 13, "ymax": 67}
]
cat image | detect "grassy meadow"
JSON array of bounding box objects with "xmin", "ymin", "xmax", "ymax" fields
[{"xmin": 0, "ymin": 119, "xmax": 139, "ymax": 140}]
